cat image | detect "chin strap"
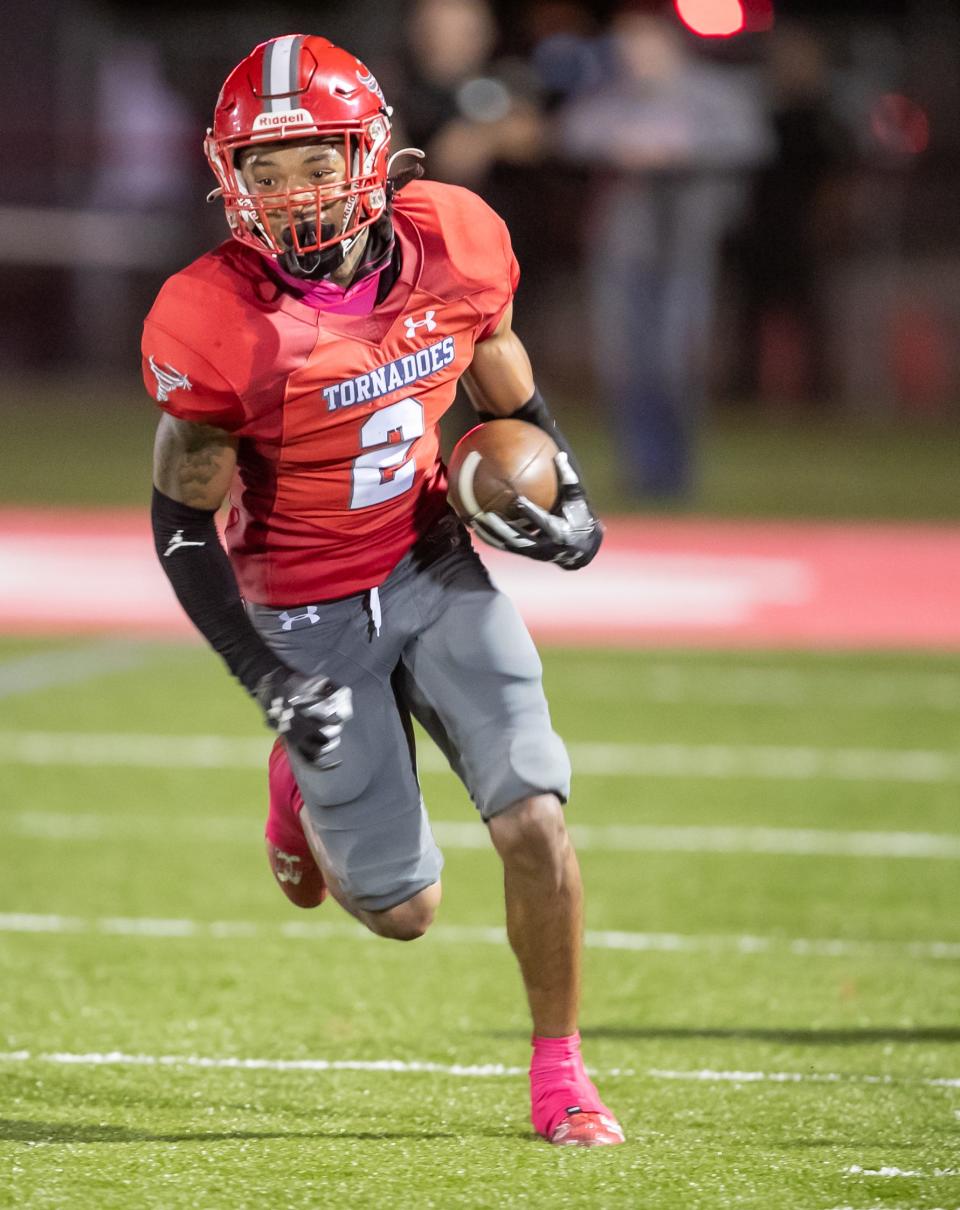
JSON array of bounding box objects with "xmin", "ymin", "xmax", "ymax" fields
[{"xmin": 279, "ymin": 220, "xmax": 347, "ymax": 278}]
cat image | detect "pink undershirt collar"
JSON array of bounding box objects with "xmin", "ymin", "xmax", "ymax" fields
[{"xmin": 272, "ymin": 260, "xmax": 384, "ymax": 317}]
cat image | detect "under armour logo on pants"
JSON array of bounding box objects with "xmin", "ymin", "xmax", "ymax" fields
[{"xmin": 279, "ymin": 606, "xmax": 320, "ymax": 631}]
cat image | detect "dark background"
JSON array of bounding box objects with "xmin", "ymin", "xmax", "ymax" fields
[{"xmin": 2, "ymin": 0, "xmax": 958, "ymax": 515}]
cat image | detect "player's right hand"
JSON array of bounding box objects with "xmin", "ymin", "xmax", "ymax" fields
[
  {"xmin": 470, "ymin": 454, "xmax": 603, "ymax": 570},
  {"xmin": 255, "ymin": 668, "xmax": 353, "ymax": 768}
]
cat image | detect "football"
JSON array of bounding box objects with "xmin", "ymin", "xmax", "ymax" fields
[{"xmin": 446, "ymin": 419, "xmax": 559, "ymax": 524}]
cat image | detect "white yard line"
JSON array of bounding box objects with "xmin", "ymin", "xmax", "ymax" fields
[
  {"xmin": 2, "ymin": 911, "xmax": 959, "ymax": 961},
  {"xmin": 6, "ymin": 810, "xmax": 960, "ymax": 859},
  {"xmin": 0, "ymin": 642, "xmax": 153, "ymax": 699},
  {"xmin": 0, "ymin": 1050, "xmax": 956, "ymax": 1091},
  {"xmin": 647, "ymin": 1069, "xmax": 960, "ymax": 1089},
  {"xmin": 0, "ymin": 1049, "xmax": 526, "ymax": 1077},
  {"xmin": 2, "ymin": 729, "xmax": 960, "ymax": 783},
  {"xmin": 639, "ymin": 663, "xmax": 960, "ymax": 712},
  {"xmin": 846, "ymin": 1165, "xmax": 960, "ymax": 1178},
  {"xmin": 568, "ymin": 743, "xmax": 960, "ymax": 784},
  {"xmin": 4, "ymin": 642, "xmax": 957, "ymax": 712},
  {"xmin": 432, "ymin": 822, "xmax": 960, "ymax": 859},
  {"xmin": 0, "ymin": 730, "xmax": 267, "ymax": 769}
]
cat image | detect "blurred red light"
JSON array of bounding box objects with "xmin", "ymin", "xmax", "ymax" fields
[
  {"xmin": 870, "ymin": 93, "xmax": 930, "ymax": 156},
  {"xmin": 675, "ymin": 0, "xmax": 746, "ymax": 37},
  {"xmin": 743, "ymin": 0, "xmax": 775, "ymax": 32}
]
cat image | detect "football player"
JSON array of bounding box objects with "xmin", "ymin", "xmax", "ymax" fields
[{"xmin": 144, "ymin": 35, "xmax": 621, "ymax": 1147}]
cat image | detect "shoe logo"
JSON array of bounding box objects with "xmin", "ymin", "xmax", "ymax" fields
[
  {"xmin": 163, "ymin": 529, "xmax": 206, "ymax": 558},
  {"xmin": 279, "ymin": 606, "xmax": 320, "ymax": 631},
  {"xmin": 403, "ymin": 310, "xmax": 436, "ymax": 339},
  {"xmin": 272, "ymin": 849, "xmax": 304, "ymax": 885},
  {"xmin": 148, "ymin": 355, "xmax": 193, "ymax": 402}
]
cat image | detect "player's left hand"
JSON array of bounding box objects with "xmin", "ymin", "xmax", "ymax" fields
[
  {"xmin": 472, "ymin": 453, "xmax": 603, "ymax": 570},
  {"xmin": 256, "ymin": 668, "xmax": 354, "ymax": 769}
]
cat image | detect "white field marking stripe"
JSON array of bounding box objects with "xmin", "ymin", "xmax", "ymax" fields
[
  {"xmin": 637, "ymin": 663, "xmax": 960, "ymax": 712},
  {"xmin": 568, "ymin": 743, "xmax": 960, "ymax": 784},
  {"xmin": 433, "ymin": 822, "xmax": 960, "ymax": 859},
  {"xmin": 3, "ymin": 912, "xmax": 960, "ymax": 961},
  {"xmin": 846, "ymin": 1165, "xmax": 960, "ymax": 1178},
  {"xmin": 646, "ymin": 1069, "xmax": 960, "ymax": 1089},
  {"xmin": 0, "ymin": 642, "xmax": 152, "ymax": 699},
  {"xmin": 8, "ymin": 811, "xmax": 960, "ymax": 860},
  {"xmin": 0, "ymin": 1051, "xmax": 957, "ymax": 1091},
  {"xmin": 0, "ymin": 730, "xmax": 269, "ymax": 769},
  {"xmin": 0, "ymin": 1050, "xmax": 525, "ymax": 1077},
  {"xmin": 2, "ymin": 730, "xmax": 960, "ymax": 784}
]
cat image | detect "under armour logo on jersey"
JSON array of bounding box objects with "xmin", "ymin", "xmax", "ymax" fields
[
  {"xmin": 163, "ymin": 529, "xmax": 206, "ymax": 558},
  {"xmin": 148, "ymin": 356, "xmax": 193, "ymax": 403},
  {"xmin": 279, "ymin": 607, "xmax": 321, "ymax": 632},
  {"xmin": 403, "ymin": 311, "xmax": 437, "ymax": 340}
]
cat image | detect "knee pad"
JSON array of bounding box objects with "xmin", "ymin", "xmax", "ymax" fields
[{"xmin": 479, "ymin": 727, "xmax": 572, "ymax": 821}]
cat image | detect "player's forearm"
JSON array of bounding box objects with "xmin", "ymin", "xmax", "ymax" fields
[
  {"xmin": 151, "ymin": 488, "xmax": 282, "ymax": 695},
  {"xmin": 464, "ymin": 316, "xmax": 587, "ymax": 486},
  {"xmin": 462, "ymin": 324, "xmax": 534, "ymax": 417}
]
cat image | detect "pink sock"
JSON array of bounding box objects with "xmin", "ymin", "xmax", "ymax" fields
[
  {"xmin": 264, "ymin": 740, "xmax": 312, "ymax": 856},
  {"xmin": 529, "ymin": 1032, "xmax": 610, "ymax": 1138}
]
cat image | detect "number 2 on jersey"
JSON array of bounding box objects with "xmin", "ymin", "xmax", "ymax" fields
[{"xmin": 350, "ymin": 397, "xmax": 425, "ymax": 509}]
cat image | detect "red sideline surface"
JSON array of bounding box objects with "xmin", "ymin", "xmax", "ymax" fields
[{"xmin": 1, "ymin": 508, "xmax": 959, "ymax": 648}]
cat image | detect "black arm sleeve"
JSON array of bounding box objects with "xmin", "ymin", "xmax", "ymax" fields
[
  {"xmin": 151, "ymin": 487, "xmax": 284, "ymax": 696},
  {"xmin": 476, "ymin": 387, "xmax": 587, "ymax": 484}
]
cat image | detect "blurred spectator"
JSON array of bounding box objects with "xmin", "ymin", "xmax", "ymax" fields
[
  {"xmin": 393, "ymin": 0, "xmax": 543, "ymax": 187},
  {"xmin": 557, "ymin": 8, "xmax": 770, "ymax": 499},
  {"xmin": 73, "ymin": 33, "xmax": 197, "ymax": 368},
  {"xmin": 734, "ymin": 21, "xmax": 852, "ymax": 407},
  {"xmin": 527, "ymin": 1, "xmax": 601, "ymax": 108}
]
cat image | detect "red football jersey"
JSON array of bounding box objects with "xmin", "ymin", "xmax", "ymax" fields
[{"xmin": 142, "ymin": 181, "xmax": 519, "ymax": 604}]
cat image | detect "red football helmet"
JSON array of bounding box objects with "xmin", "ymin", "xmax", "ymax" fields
[{"xmin": 204, "ymin": 35, "xmax": 392, "ymax": 263}]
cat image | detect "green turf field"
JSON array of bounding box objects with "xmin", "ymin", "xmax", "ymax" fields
[{"xmin": 1, "ymin": 638, "xmax": 959, "ymax": 1208}]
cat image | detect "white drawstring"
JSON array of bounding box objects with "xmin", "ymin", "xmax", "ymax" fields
[{"xmin": 368, "ymin": 585, "xmax": 382, "ymax": 637}]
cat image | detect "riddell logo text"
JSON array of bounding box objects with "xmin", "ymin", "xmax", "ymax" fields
[{"xmin": 252, "ymin": 109, "xmax": 315, "ymax": 131}]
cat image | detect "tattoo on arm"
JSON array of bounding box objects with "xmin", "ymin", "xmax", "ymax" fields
[{"xmin": 153, "ymin": 416, "xmax": 238, "ymax": 509}]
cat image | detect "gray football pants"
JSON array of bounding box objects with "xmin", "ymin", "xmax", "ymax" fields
[{"xmin": 248, "ymin": 515, "xmax": 571, "ymax": 911}]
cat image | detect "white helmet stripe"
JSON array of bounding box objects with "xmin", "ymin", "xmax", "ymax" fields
[{"xmin": 262, "ymin": 35, "xmax": 303, "ymax": 113}]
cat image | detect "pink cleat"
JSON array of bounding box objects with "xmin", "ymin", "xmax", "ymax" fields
[
  {"xmin": 549, "ymin": 1110, "xmax": 625, "ymax": 1147},
  {"xmin": 265, "ymin": 739, "xmax": 327, "ymax": 909},
  {"xmin": 530, "ymin": 1032, "xmax": 625, "ymax": 1147}
]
